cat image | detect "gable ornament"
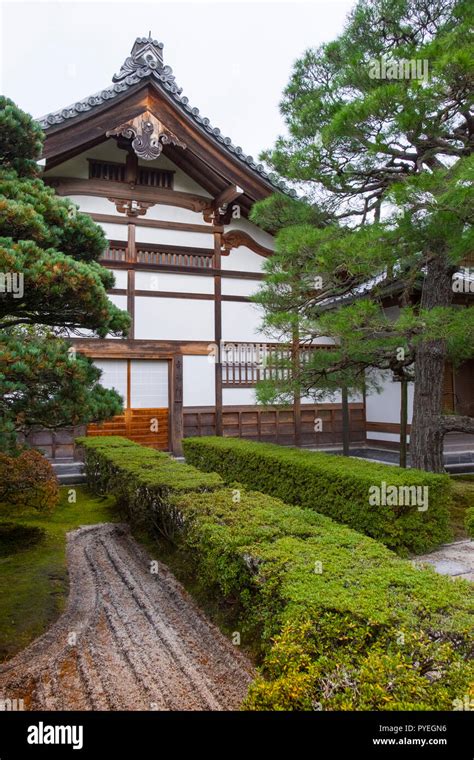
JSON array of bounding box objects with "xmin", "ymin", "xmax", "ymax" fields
[{"xmin": 107, "ymin": 111, "xmax": 186, "ymax": 161}]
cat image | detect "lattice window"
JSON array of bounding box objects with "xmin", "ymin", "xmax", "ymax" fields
[
  {"xmin": 137, "ymin": 167, "xmax": 174, "ymax": 188},
  {"xmin": 89, "ymin": 159, "xmax": 125, "ymax": 182}
]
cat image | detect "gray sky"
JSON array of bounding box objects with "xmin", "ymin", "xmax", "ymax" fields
[{"xmin": 0, "ymin": 0, "xmax": 355, "ymax": 159}]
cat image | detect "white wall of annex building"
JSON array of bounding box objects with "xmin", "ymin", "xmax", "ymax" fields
[
  {"xmin": 365, "ymin": 369, "xmax": 414, "ymax": 443},
  {"xmin": 134, "ymin": 296, "xmax": 214, "ymax": 340}
]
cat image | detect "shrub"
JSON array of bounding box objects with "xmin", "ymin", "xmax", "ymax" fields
[
  {"xmin": 167, "ymin": 487, "xmax": 474, "ymax": 711},
  {"xmin": 183, "ymin": 437, "xmax": 452, "ymax": 555},
  {"xmin": 76, "ymin": 436, "xmax": 223, "ymax": 534},
  {"xmin": 466, "ymin": 507, "xmax": 474, "ymax": 539},
  {"xmin": 0, "ymin": 522, "xmax": 46, "ymax": 557},
  {"xmin": 0, "ymin": 449, "xmax": 59, "ymax": 512}
]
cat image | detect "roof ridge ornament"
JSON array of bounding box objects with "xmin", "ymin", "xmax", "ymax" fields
[
  {"xmin": 113, "ymin": 35, "xmax": 181, "ymax": 91},
  {"xmin": 106, "ymin": 111, "xmax": 187, "ymax": 161}
]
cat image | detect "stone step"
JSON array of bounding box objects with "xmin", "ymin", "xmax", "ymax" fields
[
  {"xmin": 50, "ymin": 460, "xmax": 85, "ymax": 485},
  {"xmin": 57, "ymin": 473, "xmax": 87, "ymax": 485}
]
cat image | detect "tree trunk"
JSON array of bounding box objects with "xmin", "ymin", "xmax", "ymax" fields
[
  {"xmin": 399, "ymin": 377, "xmax": 408, "ymax": 468},
  {"xmin": 410, "ymin": 255, "xmax": 454, "ymax": 472}
]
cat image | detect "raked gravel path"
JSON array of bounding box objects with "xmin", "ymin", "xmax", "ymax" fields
[
  {"xmin": 414, "ymin": 539, "xmax": 474, "ymax": 582},
  {"xmin": 0, "ymin": 523, "xmax": 254, "ymax": 710}
]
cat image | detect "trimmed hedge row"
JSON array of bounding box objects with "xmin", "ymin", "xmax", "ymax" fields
[
  {"xmin": 165, "ymin": 487, "xmax": 474, "ymax": 711},
  {"xmin": 183, "ymin": 437, "xmax": 452, "ymax": 555},
  {"xmin": 75, "ymin": 436, "xmax": 223, "ymax": 534},
  {"xmin": 76, "ymin": 435, "xmax": 473, "ymax": 710}
]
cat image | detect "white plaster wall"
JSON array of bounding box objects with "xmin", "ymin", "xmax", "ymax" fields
[
  {"xmin": 134, "ymin": 296, "xmax": 214, "ymax": 341},
  {"xmin": 222, "ymin": 388, "xmax": 258, "ymax": 405},
  {"xmin": 221, "ymin": 301, "xmax": 268, "ymax": 342},
  {"xmin": 43, "ymin": 140, "xmax": 127, "ymax": 180},
  {"xmin": 135, "ymin": 271, "xmax": 214, "ymax": 294},
  {"xmin": 66, "ymin": 195, "xmax": 120, "ymax": 218},
  {"xmin": 221, "ymin": 277, "xmax": 262, "ymax": 297},
  {"xmin": 146, "ymin": 204, "xmax": 211, "ymax": 225},
  {"xmin": 110, "ymin": 269, "xmax": 128, "ymax": 289},
  {"xmin": 183, "ymin": 356, "xmax": 216, "ymax": 406},
  {"xmin": 135, "ymin": 225, "xmax": 214, "ymax": 249},
  {"xmin": 44, "ymin": 155, "xmax": 88, "ymax": 179},
  {"xmin": 221, "ymin": 246, "xmax": 265, "ymax": 273},
  {"xmin": 107, "ymin": 294, "xmax": 127, "ymax": 311},
  {"xmin": 106, "ymin": 294, "xmax": 128, "ymax": 339},
  {"xmin": 97, "ymin": 222, "xmax": 128, "ymax": 242}
]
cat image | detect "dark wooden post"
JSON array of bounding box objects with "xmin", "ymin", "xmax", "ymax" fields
[
  {"xmin": 127, "ymin": 223, "xmax": 136, "ymax": 339},
  {"xmin": 341, "ymin": 384, "xmax": 350, "ymax": 456},
  {"xmin": 400, "ymin": 377, "xmax": 408, "ymax": 468},
  {"xmin": 214, "ymin": 229, "xmax": 223, "ymax": 436},
  {"xmin": 171, "ymin": 354, "xmax": 183, "ymax": 455},
  {"xmin": 292, "ymin": 330, "xmax": 301, "ymax": 447}
]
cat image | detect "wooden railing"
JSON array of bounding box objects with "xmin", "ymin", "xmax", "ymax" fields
[
  {"xmin": 103, "ymin": 241, "xmax": 127, "ymax": 262},
  {"xmin": 101, "ymin": 240, "xmax": 214, "ymax": 269},
  {"xmin": 136, "ymin": 246, "xmax": 214, "ymax": 269},
  {"xmin": 221, "ymin": 343, "xmax": 334, "ymax": 387}
]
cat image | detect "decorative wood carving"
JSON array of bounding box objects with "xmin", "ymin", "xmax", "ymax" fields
[
  {"xmin": 108, "ymin": 198, "xmax": 154, "ymax": 217},
  {"xmin": 221, "ymin": 230, "xmax": 273, "ymax": 258},
  {"xmin": 106, "ymin": 111, "xmax": 186, "ymax": 161},
  {"xmin": 202, "ymin": 184, "xmax": 243, "ymax": 224}
]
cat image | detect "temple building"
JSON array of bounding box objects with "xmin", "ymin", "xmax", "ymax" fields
[{"xmin": 34, "ymin": 35, "xmax": 472, "ymax": 460}]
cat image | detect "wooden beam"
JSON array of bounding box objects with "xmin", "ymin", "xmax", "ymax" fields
[
  {"xmin": 88, "ymin": 212, "xmax": 219, "ymax": 234},
  {"xmin": 45, "ymin": 176, "xmax": 212, "ymax": 214},
  {"xmin": 213, "ymin": 184, "xmax": 243, "ymax": 211},
  {"xmin": 101, "ymin": 259, "xmax": 264, "ymax": 280}
]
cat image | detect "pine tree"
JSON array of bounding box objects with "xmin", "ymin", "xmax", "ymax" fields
[
  {"xmin": 252, "ymin": 0, "xmax": 474, "ymax": 471},
  {"xmin": 0, "ymin": 98, "xmax": 130, "ymax": 451}
]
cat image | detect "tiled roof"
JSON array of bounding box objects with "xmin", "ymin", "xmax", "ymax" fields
[{"xmin": 38, "ymin": 35, "xmax": 296, "ymax": 197}]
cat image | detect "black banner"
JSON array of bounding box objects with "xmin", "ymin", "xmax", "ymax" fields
[{"xmin": 0, "ymin": 710, "xmax": 472, "ymax": 757}]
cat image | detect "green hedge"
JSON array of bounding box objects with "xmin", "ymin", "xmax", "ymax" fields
[
  {"xmin": 183, "ymin": 437, "xmax": 452, "ymax": 555},
  {"xmin": 76, "ymin": 436, "xmax": 223, "ymax": 533},
  {"xmin": 167, "ymin": 486, "xmax": 474, "ymax": 711}
]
